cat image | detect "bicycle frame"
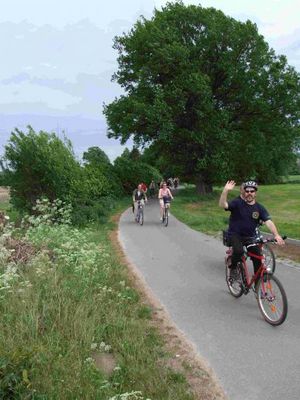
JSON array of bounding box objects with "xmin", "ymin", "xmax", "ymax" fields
[
  {"xmin": 164, "ymin": 202, "xmax": 170, "ymax": 210},
  {"xmin": 162, "ymin": 200, "xmax": 171, "ymax": 226},
  {"xmin": 241, "ymin": 251, "xmax": 265, "ymax": 290},
  {"xmin": 227, "ymin": 243, "xmax": 271, "ymax": 294}
]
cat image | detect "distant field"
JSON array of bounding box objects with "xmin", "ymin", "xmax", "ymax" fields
[
  {"xmin": 0, "ymin": 187, "xmax": 10, "ymax": 211},
  {"xmin": 0, "ymin": 186, "xmax": 9, "ymax": 201},
  {"xmin": 280, "ymin": 175, "xmax": 300, "ymax": 183},
  {"xmin": 171, "ymin": 183, "xmax": 300, "ymax": 240}
]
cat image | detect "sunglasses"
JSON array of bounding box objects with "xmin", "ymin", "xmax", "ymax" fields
[{"xmin": 245, "ymin": 189, "xmax": 256, "ymax": 193}]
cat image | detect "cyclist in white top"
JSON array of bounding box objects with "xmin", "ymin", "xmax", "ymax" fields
[{"xmin": 158, "ymin": 182, "xmax": 173, "ymax": 221}]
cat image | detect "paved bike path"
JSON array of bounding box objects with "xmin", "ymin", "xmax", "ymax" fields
[{"xmin": 119, "ymin": 200, "xmax": 300, "ymax": 400}]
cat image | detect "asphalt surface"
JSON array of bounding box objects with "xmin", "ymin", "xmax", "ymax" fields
[{"xmin": 119, "ymin": 199, "xmax": 300, "ymax": 400}]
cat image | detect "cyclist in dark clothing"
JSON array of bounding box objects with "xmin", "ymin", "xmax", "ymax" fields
[
  {"xmin": 132, "ymin": 184, "xmax": 147, "ymax": 220},
  {"xmin": 219, "ymin": 180, "xmax": 284, "ymax": 274}
]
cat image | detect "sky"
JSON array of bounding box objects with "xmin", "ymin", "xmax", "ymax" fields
[{"xmin": 1, "ymin": 0, "xmax": 300, "ymax": 160}]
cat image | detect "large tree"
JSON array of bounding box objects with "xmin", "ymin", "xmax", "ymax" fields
[{"xmin": 104, "ymin": 1, "xmax": 300, "ymax": 193}]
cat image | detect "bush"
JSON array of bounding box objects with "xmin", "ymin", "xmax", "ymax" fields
[
  {"xmin": 4, "ymin": 127, "xmax": 81, "ymax": 211},
  {"xmin": 72, "ymin": 196, "xmax": 116, "ymax": 226}
]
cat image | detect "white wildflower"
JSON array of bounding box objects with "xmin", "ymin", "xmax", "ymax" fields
[
  {"xmin": 104, "ymin": 345, "xmax": 111, "ymax": 352},
  {"xmin": 84, "ymin": 357, "xmax": 94, "ymax": 365}
]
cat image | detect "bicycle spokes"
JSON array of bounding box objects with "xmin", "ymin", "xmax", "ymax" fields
[{"xmin": 256, "ymin": 275, "xmax": 288, "ymax": 325}]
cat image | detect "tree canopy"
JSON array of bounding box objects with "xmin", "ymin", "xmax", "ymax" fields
[
  {"xmin": 113, "ymin": 148, "xmax": 162, "ymax": 194},
  {"xmin": 104, "ymin": 1, "xmax": 300, "ymax": 192},
  {"xmin": 83, "ymin": 146, "xmax": 111, "ymax": 167}
]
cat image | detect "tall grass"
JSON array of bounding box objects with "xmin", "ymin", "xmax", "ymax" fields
[{"xmin": 0, "ymin": 203, "xmax": 196, "ymax": 399}]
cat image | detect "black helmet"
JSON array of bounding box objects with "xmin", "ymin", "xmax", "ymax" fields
[{"xmin": 243, "ymin": 180, "xmax": 258, "ymax": 191}]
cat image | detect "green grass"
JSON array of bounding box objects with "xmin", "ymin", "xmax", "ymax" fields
[
  {"xmin": 172, "ymin": 183, "xmax": 300, "ymax": 240},
  {"xmin": 280, "ymin": 175, "xmax": 300, "ymax": 183},
  {"xmin": 0, "ymin": 198, "xmax": 21, "ymax": 223},
  {"xmin": 0, "ymin": 200, "xmax": 196, "ymax": 400}
]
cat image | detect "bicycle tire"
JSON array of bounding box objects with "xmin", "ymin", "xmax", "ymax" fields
[
  {"xmin": 256, "ymin": 274, "xmax": 288, "ymax": 326},
  {"xmin": 135, "ymin": 209, "xmax": 139, "ymax": 223},
  {"xmin": 139, "ymin": 208, "xmax": 144, "ymax": 225},
  {"xmin": 164, "ymin": 208, "xmax": 168, "ymax": 227},
  {"xmin": 262, "ymin": 244, "xmax": 276, "ymax": 273},
  {"xmin": 225, "ymin": 259, "xmax": 243, "ymax": 298}
]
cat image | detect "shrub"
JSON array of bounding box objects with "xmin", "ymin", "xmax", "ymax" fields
[{"xmin": 4, "ymin": 127, "xmax": 81, "ymax": 211}]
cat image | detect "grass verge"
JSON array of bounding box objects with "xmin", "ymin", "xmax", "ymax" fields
[{"xmin": 0, "ymin": 197, "xmax": 226, "ymax": 400}]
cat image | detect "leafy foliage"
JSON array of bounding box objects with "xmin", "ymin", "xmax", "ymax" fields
[
  {"xmin": 0, "ymin": 351, "xmax": 36, "ymax": 399},
  {"xmin": 4, "ymin": 127, "xmax": 81, "ymax": 211},
  {"xmin": 113, "ymin": 148, "xmax": 162, "ymax": 193},
  {"xmin": 82, "ymin": 146, "xmax": 124, "ymax": 198},
  {"xmin": 104, "ymin": 2, "xmax": 300, "ymax": 192},
  {"xmin": 83, "ymin": 146, "xmax": 111, "ymax": 167},
  {"xmin": 3, "ymin": 131, "xmax": 123, "ymax": 224}
]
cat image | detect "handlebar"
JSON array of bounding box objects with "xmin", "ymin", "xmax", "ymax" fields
[{"xmin": 255, "ymin": 235, "xmax": 287, "ymax": 244}]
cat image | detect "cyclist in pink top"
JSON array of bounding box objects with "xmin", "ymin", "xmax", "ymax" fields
[{"xmin": 158, "ymin": 181, "xmax": 174, "ymax": 221}]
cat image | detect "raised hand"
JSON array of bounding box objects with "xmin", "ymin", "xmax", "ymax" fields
[{"xmin": 224, "ymin": 180, "xmax": 236, "ymax": 191}]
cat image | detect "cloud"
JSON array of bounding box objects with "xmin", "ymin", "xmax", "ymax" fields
[
  {"xmin": 0, "ymin": 113, "xmax": 131, "ymax": 162},
  {"xmin": 0, "ymin": 0, "xmax": 155, "ymax": 28},
  {"xmin": 0, "ymin": 19, "xmax": 124, "ymax": 117},
  {"xmin": 0, "ymin": 81, "xmax": 81, "ymax": 111},
  {"xmin": 1, "ymin": 3, "xmax": 299, "ymax": 120},
  {"xmin": 2, "ymin": 73, "xmax": 31, "ymax": 85}
]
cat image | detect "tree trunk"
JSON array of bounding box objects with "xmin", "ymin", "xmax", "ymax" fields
[{"xmin": 195, "ymin": 176, "xmax": 213, "ymax": 195}]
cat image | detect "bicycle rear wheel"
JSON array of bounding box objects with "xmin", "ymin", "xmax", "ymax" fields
[
  {"xmin": 256, "ymin": 274, "xmax": 288, "ymax": 325},
  {"xmin": 225, "ymin": 259, "xmax": 243, "ymax": 298},
  {"xmin": 164, "ymin": 208, "xmax": 168, "ymax": 227},
  {"xmin": 262, "ymin": 244, "xmax": 276, "ymax": 273}
]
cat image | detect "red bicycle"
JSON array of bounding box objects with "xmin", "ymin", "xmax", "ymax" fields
[{"xmin": 223, "ymin": 232, "xmax": 288, "ymax": 326}]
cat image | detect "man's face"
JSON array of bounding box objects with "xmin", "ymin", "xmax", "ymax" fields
[
  {"xmin": 138, "ymin": 184, "xmax": 142, "ymax": 191},
  {"xmin": 244, "ymin": 188, "xmax": 257, "ymax": 203}
]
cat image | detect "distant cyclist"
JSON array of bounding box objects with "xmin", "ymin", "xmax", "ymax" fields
[
  {"xmin": 149, "ymin": 180, "xmax": 156, "ymax": 198},
  {"xmin": 158, "ymin": 181, "xmax": 173, "ymax": 221},
  {"xmin": 219, "ymin": 180, "xmax": 284, "ymax": 277},
  {"xmin": 132, "ymin": 184, "xmax": 147, "ymax": 221},
  {"xmin": 173, "ymin": 177, "xmax": 179, "ymax": 189},
  {"xmin": 140, "ymin": 182, "xmax": 148, "ymax": 193}
]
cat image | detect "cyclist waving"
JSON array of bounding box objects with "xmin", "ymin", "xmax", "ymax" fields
[{"xmin": 219, "ymin": 180, "xmax": 285, "ymax": 277}]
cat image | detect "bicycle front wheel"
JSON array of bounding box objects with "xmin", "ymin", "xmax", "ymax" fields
[
  {"xmin": 256, "ymin": 274, "xmax": 288, "ymax": 326},
  {"xmin": 139, "ymin": 208, "xmax": 144, "ymax": 225},
  {"xmin": 164, "ymin": 208, "xmax": 168, "ymax": 227},
  {"xmin": 225, "ymin": 260, "xmax": 243, "ymax": 298},
  {"xmin": 262, "ymin": 244, "xmax": 276, "ymax": 273}
]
